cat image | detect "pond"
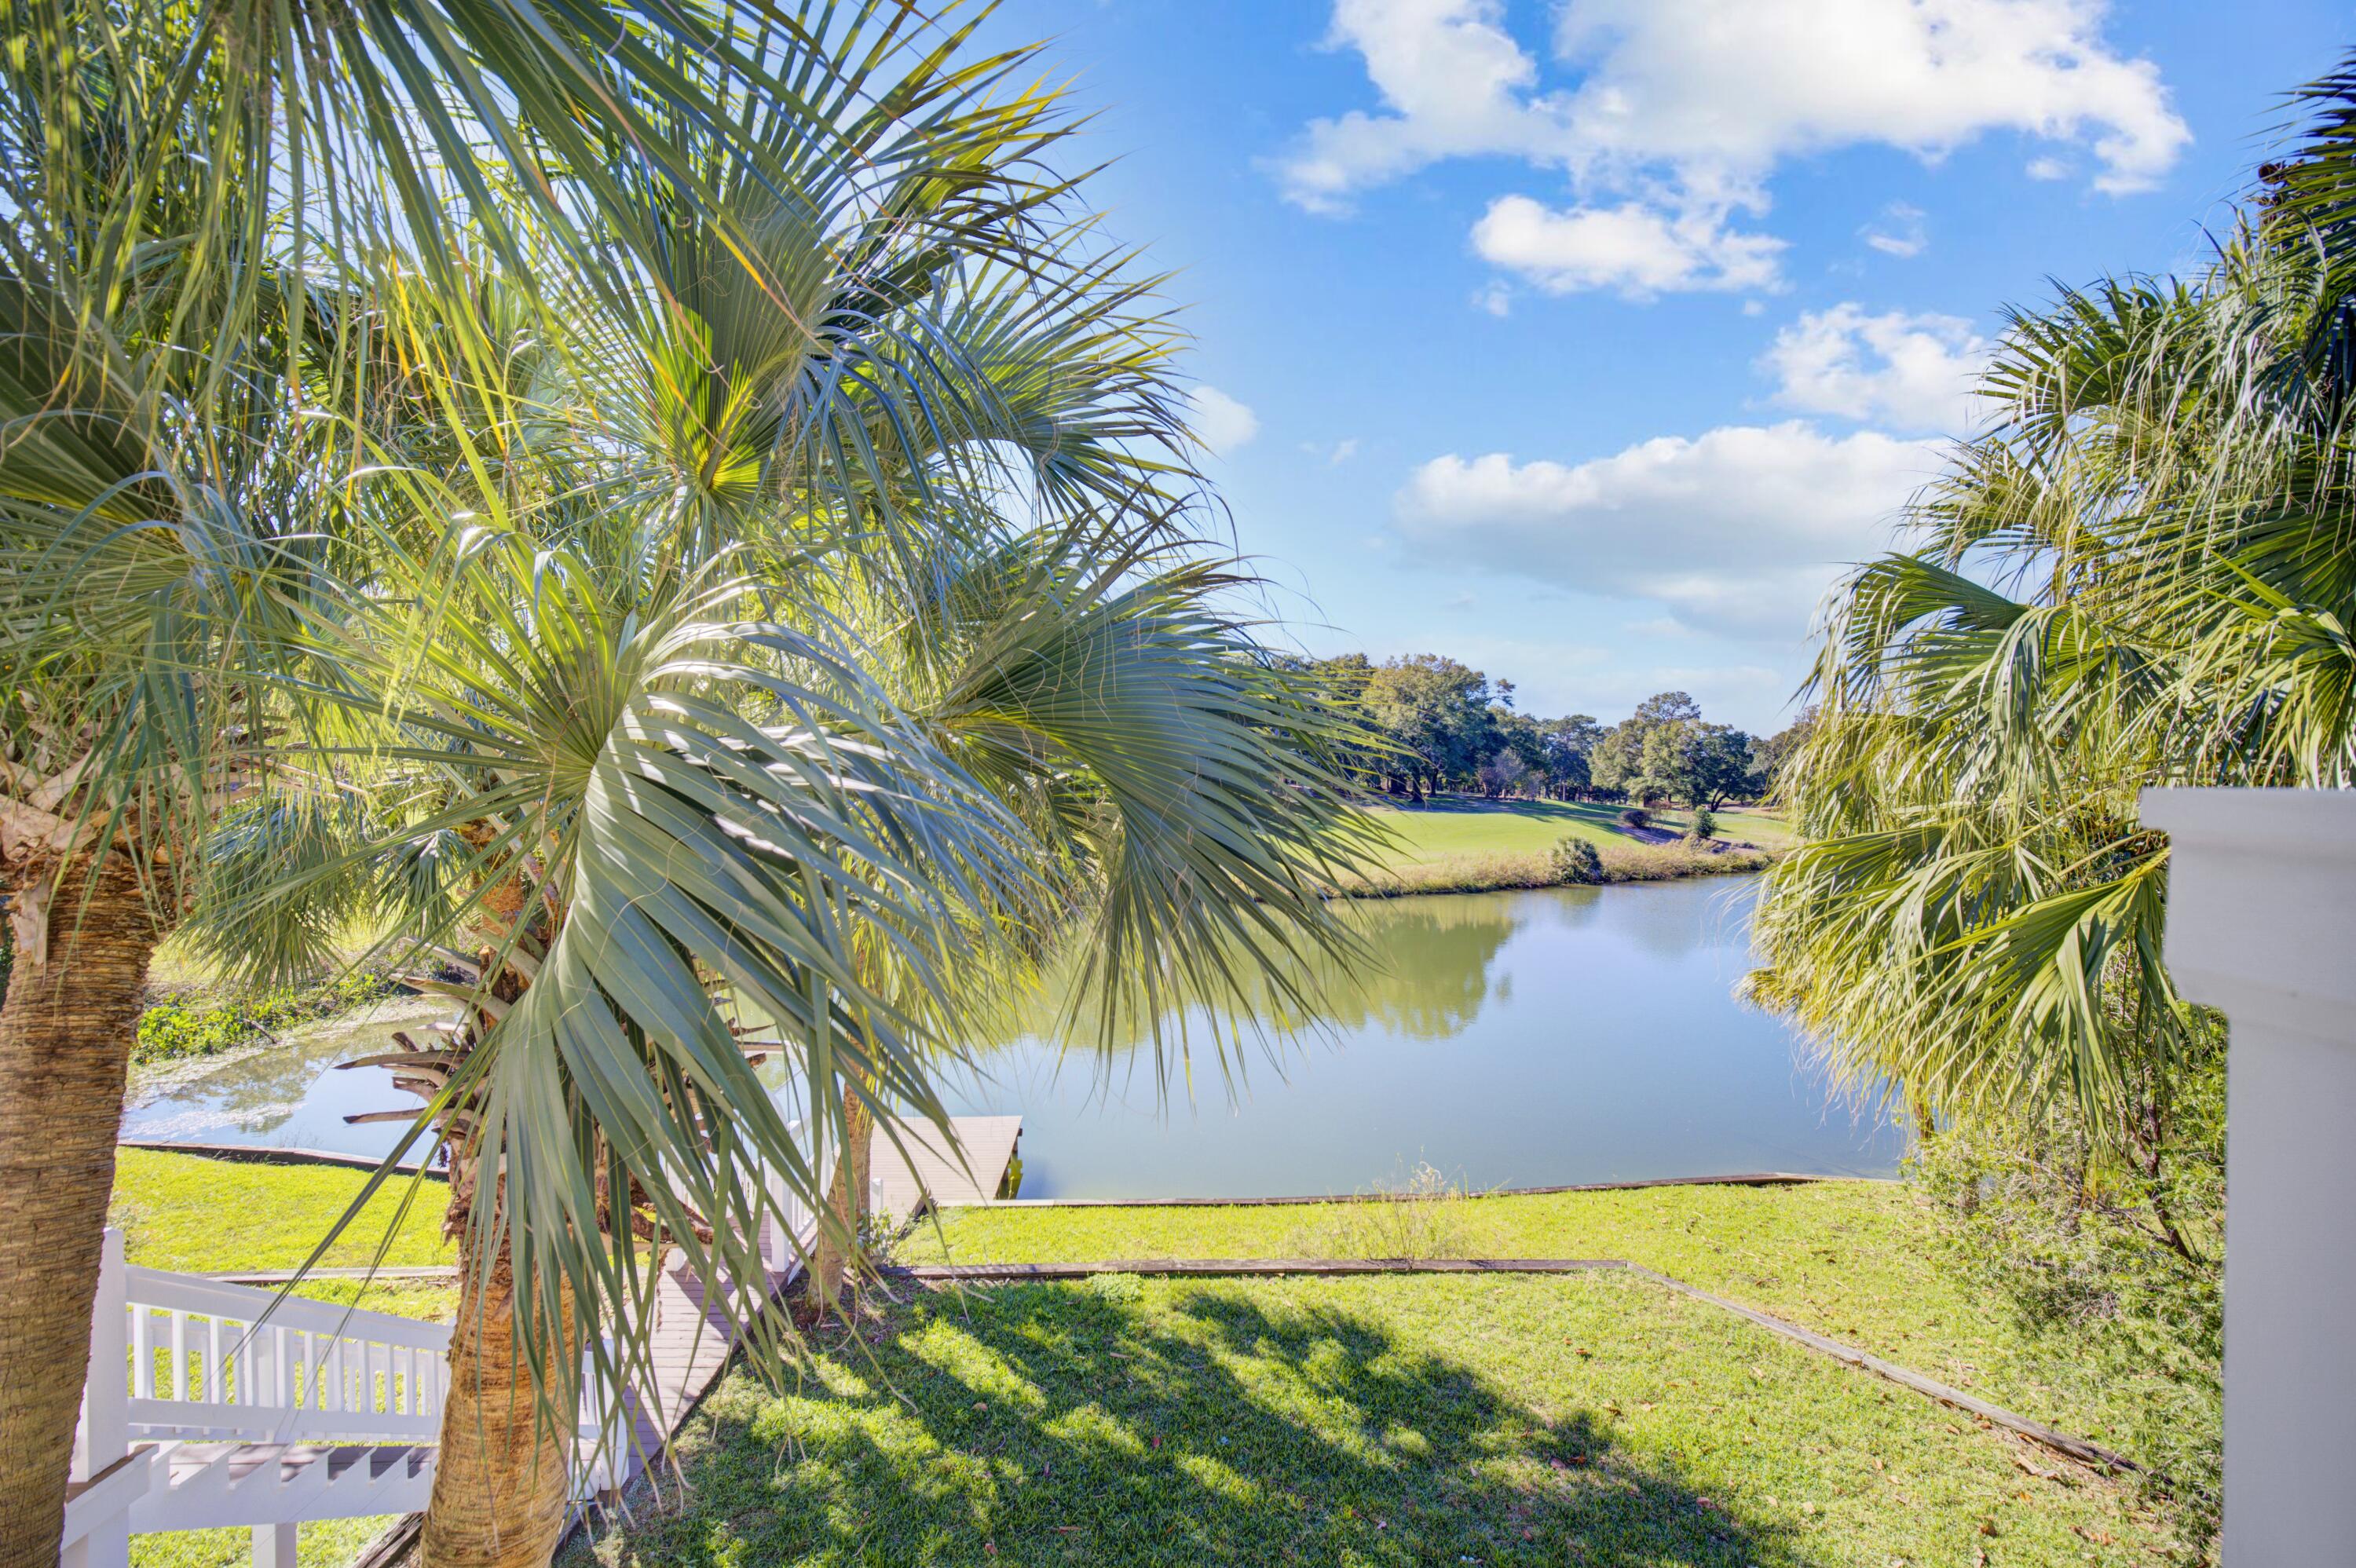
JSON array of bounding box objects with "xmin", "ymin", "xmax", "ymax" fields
[{"xmin": 119, "ymin": 878, "xmax": 1905, "ymax": 1198}]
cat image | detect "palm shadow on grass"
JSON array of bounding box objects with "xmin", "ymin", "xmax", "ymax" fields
[{"xmin": 573, "ymin": 1278, "xmax": 1809, "ymax": 1567}]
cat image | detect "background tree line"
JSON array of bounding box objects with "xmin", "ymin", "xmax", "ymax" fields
[{"xmin": 1299, "ymin": 652, "xmax": 1811, "ymax": 810}]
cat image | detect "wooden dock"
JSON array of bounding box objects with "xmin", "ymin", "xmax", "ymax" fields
[
  {"xmin": 629, "ymin": 1113, "xmax": 1021, "ymax": 1473},
  {"xmin": 870, "ymin": 1113, "xmax": 1023, "ymax": 1213}
]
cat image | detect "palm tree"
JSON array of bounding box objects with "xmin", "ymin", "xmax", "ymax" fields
[
  {"xmin": 0, "ymin": 0, "xmax": 1098, "ymax": 1559},
  {"xmin": 207, "ymin": 413, "xmax": 1367, "ymax": 1568},
  {"xmin": 151, "ymin": 15, "xmax": 1378, "ymax": 1567},
  {"xmin": 1748, "ymin": 57, "xmax": 2356, "ymax": 1164},
  {"xmin": 790, "ymin": 537, "xmax": 1378, "ymax": 1309}
]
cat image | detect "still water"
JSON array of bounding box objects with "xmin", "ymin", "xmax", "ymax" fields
[{"xmin": 119, "ymin": 878, "xmax": 1904, "ymax": 1197}]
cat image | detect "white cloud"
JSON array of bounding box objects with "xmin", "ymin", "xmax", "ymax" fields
[
  {"xmin": 2025, "ymin": 155, "xmax": 2072, "ymax": 180},
  {"xmin": 1396, "ymin": 422, "xmax": 1938, "ymax": 638},
  {"xmin": 1471, "ymin": 195, "xmax": 1783, "ymax": 298},
  {"xmin": 1544, "ymin": 0, "xmax": 2188, "ymax": 197},
  {"xmin": 1187, "ymin": 386, "xmax": 1260, "ymax": 456},
  {"xmin": 1761, "ymin": 304, "xmax": 1992, "ymax": 434},
  {"xmin": 1279, "ymin": 0, "xmax": 1553, "ymax": 216},
  {"xmin": 1279, "ymin": 0, "xmax": 2187, "ymax": 295},
  {"xmin": 1862, "ymin": 202, "xmax": 1928, "ymax": 258}
]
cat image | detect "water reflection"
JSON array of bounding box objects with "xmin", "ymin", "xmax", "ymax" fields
[
  {"xmin": 1315, "ymin": 893, "xmax": 1528, "ymax": 1040},
  {"xmin": 121, "ymin": 879, "xmax": 1904, "ymax": 1197},
  {"xmin": 938, "ymin": 878, "xmax": 1904, "ymax": 1199},
  {"xmin": 121, "ymin": 996, "xmax": 447, "ymax": 1150}
]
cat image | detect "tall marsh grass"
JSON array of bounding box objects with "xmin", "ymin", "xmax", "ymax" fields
[
  {"xmin": 1331, "ymin": 841, "xmax": 1774, "ymax": 898},
  {"xmin": 1289, "ymin": 1162, "xmax": 1483, "ymax": 1259}
]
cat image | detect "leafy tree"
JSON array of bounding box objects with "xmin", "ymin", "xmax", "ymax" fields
[
  {"xmin": 1750, "ymin": 709, "xmax": 1819, "ymax": 802},
  {"xmin": 1363, "ymin": 654, "xmax": 1496, "ymax": 801},
  {"xmin": 1489, "ymin": 709, "xmax": 1555, "ymax": 795},
  {"xmin": 1631, "ymin": 690, "xmax": 1703, "ymax": 728},
  {"xmin": 1300, "ymin": 652, "xmax": 1392, "ymax": 793},
  {"xmin": 0, "ymin": 5, "xmax": 1382, "ymax": 1564},
  {"xmin": 1475, "ymin": 747, "xmax": 1528, "ymax": 799},
  {"xmin": 1591, "ymin": 692, "xmax": 1704, "ymax": 804},
  {"xmin": 1538, "ymin": 715, "xmax": 1604, "ymax": 799},
  {"xmin": 1586, "ymin": 722, "xmax": 1647, "ymax": 801},
  {"xmin": 1667, "ymin": 722, "xmax": 1762, "ymax": 810},
  {"xmin": 0, "ymin": 0, "xmax": 897, "ymax": 1549}
]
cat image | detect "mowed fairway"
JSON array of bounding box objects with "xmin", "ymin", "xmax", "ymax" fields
[{"xmin": 1356, "ymin": 797, "xmax": 1792, "ymax": 868}]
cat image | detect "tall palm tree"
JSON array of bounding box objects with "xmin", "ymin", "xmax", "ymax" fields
[
  {"xmin": 0, "ymin": 0, "xmax": 1067, "ymax": 1559},
  {"xmin": 156, "ymin": 15, "xmax": 1378, "ymax": 1568},
  {"xmin": 207, "ymin": 441, "xmax": 1367, "ymax": 1568},
  {"xmin": 1748, "ymin": 58, "xmax": 2356, "ymax": 1160}
]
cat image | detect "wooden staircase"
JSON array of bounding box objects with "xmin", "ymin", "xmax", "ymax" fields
[{"xmin": 61, "ymin": 1230, "xmax": 620, "ymax": 1568}]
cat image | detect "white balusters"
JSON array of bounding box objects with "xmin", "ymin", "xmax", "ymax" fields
[{"xmin": 109, "ymin": 1263, "xmax": 448, "ymax": 1443}]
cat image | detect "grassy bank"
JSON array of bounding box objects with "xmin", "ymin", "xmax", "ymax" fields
[
  {"xmin": 132, "ymin": 970, "xmax": 400, "ymax": 1067},
  {"xmin": 1331, "ymin": 798, "xmax": 1787, "ymax": 897},
  {"xmin": 901, "ymin": 1181, "xmax": 2208, "ymax": 1517},
  {"xmin": 108, "ymin": 1157, "xmax": 2215, "ymax": 1566},
  {"xmin": 575, "ymin": 1201, "xmax": 2195, "ymax": 1565},
  {"xmin": 111, "ymin": 1147, "xmax": 455, "ymax": 1280}
]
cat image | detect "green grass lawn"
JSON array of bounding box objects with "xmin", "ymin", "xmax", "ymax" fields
[
  {"xmin": 571, "ymin": 1268, "xmax": 2183, "ymax": 1567},
  {"xmin": 111, "ymin": 1147, "xmax": 455, "ymax": 1274},
  {"xmin": 901, "ymin": 1183, "xmax": 2207, "ymax": 1510},
  {"xmin": 106, "ymin": 1155, "xmax": 2212, "ymax": 1566},
  {"xmin": 1329, "ymin": 798, "xmax": 1792, "ymax": 896},
  {"xmin": 1358, "ymin": 797, "xmax": 1791, "ymax": 865}
]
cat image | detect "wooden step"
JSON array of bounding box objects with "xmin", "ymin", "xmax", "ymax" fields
[{"xmin": 129, "ymin": 1441, "xmax": 434, "ymax": 1531}]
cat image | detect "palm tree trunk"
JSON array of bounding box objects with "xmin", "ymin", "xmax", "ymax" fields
[
  {"xmin": 806, "ymin": 1087, "xmax": 873, "ymax": 1318},
  {"xmin": 0, "ymin": 854, "xmax": 157, "ymax": 1566},
  {"xmin": 422, "ymin": 1231, "xmax": 579, "ymax": 1568}
]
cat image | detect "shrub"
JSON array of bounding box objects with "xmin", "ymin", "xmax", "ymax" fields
[
  {"xmin": 1912, "ymin": 1026, "xmax": 2225, "ymax": 1540},
  {"xmin": 1547, "ymin": 836, "xmax": 1604, "ymax": 885},
  {"xmin": 1687, "ymin": 806, "xmax": 1717, "ymax": 840},
  {"xmin": 134, "ymin": 970, "xmax": 399, "ymax": 1066},
  {"xmin": 1617, "ymin": 806, "xmax": 1651, "ymax": 831}
]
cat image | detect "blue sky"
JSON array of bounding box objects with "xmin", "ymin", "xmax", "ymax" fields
[{"xmin": 979, "ymin": 1, "xmax": 2349, "ymax": 733}]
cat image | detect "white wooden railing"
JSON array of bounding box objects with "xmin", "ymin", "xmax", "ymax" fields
[
  {"xmin": 115, "ymin": 1263, "xmax": 450, "ymax": 1446},
  {"xmin": 64, "ymin": 1229, "xmax": 626, "ymax": 1568}
]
